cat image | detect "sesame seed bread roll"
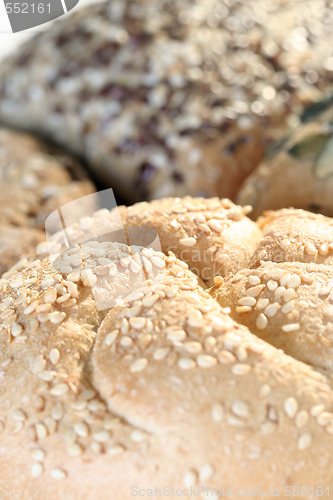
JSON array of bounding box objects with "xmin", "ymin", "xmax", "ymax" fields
[
  {"xmin": 210, "ymin": 261, "xmax": 333, "ymax": 371},
  {"xmin": 1, "ymin": 0, "xmax": 332, "ymax": 201},
  {"xmin": 38, "ymin": 197, "xmax": 262, "ymax": 287},
  {"xmin": 0, "ymin": 225, "xmax": 45, "ymax": 276},
  {"xmin": 2, "ymin": 241, "xmax": 333, "ymax": 497},
  {"xmin": 0, "ymin": 128, "xmax": 95, "ymax": 276},
  {"xmin": 251, "ymin": 208, "xmax": 333, "ymax": 267},
  {"xmin": 237, "ymin": 97, "xmax": 333, "ymax": 218}
]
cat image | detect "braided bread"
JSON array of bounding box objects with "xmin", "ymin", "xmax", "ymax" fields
[{"xmin": 1, "ymin": 197, "xmax": 333, "ymax": 499}]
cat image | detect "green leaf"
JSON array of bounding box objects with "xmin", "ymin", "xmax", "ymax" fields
[
  {"xmin": 301, "ymin": 95, "xmax": 333, "ymax": 124},
  {"xmin": 314, "ymin": 136, "xmax": 333, "ymax": 179},
  {"xmin": 288, "ymin": 134, "xmax": 331, "ymax": 160}
]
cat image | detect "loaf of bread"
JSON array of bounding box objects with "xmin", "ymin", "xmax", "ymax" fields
[
  {"xmin": 0, "ymin": 127, "xmax": 95, "ymax": 275},
  {"xmin": 238, "ymin": 95, "xmax": 333, "ymax": 218},
  {"xmin": 2, "ymin": 197, "xmax": 333, "ymax": 499},
  {"xmin": 0, "ymin": 0, "xmax": 332, "ymax": 201}
]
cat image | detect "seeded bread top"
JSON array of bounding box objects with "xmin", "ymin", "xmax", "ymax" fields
[
  {"xmin": 0, "ymin": 0, "xmax": 332, "ymax": 200},
  {"xmin": 2, "ymin": 198, "xmax": 333, "ymax": 497}
]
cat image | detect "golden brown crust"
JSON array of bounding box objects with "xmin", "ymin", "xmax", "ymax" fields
[
  {"xmin": 0, "ymin": 128, "xmax": 95, "ymax": 275},
  {"xmin": 4, "ymin": 200, "xmax": 333, "ymax": 497}
]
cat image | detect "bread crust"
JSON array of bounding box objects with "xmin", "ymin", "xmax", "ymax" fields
[
  {"xmin": 1, "ymin": 0, "xmax": 332, "ymax": 201},
  {"xmin": 2, "ymin": 199, "xmax": 333, "ymax": 498},
  {"xmin": 0, "ymin": 127, "xmax": 95, "ymax": 275}
]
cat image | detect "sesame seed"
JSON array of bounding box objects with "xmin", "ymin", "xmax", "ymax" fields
[
  {"xmin": 153, "ymin": 347, "xmax": 170, "ymax": 360},
  {"xmin": 31, "ymin": 448, "xmax": 45, "ymax": 462},
  {"xmin": 274, "ymin": 286, "xmax": 286, "ymax": 301},
  {"xmin": 31, "ymin": 463, "xmax": 44, "ymax": 478},
  {"xmin": 183, "ymin": 341, "xmax": 202, "ymax": 355},
  {"xmin": 178, "ymin": 358, "xmax": 196, "ymax": 370},
  {"xmin": 93, "ymin": 430, "xmax": 109, "ymax": 442},
  {"xmin": 282, "ymin": 323, "xmax": 300, "ymax": 332},
  {"xmin": 256, "ymin": 313, "xmax": 268, "ymax": 330},
  {"xmin": 150, "ymin": 256, "xmax": 166, "ymax": 269},
  {"xmin": 259, "ymin": 384, "xmax": 271, "ymax": 398},
  {"xmin": 183, "ymin": 471, "xmax": 197, "ymax": 487},
  {"xmin": 284, "ymin": 397, "xmax": 298, "ymax": 418},
  {"xmin": 317, "ymin": 412, "xmax": 333, "ymax": 426},
  {"xmin": 218, "ymin": 351, "xmax": 236, "ymax": 364},
  {"xmin": 11, "ymin": 322, "xmax": 23, "ymax": 337},
  {"xmin": 166, "ymin": 329, "xmax": 186, "ymax": 342},
  {"xmin": 232, "ymin": 400, "xmax": 250, "ymax": 418},
  {"xmin": 67, "ymin": 271, "xmax": 80, "ymax": 282},
  {"xmin": 235, "ymin": 306, "xmax": 252, "ymax": 314},
  {"xmin": 199, "ymin": 464, "xmax": 214, "ymax": 482},
  {"xmin": 105, "ymin": 330, "xmax": 119, "ymax": 346},
  {"xmin": 120, "ymin": 336, "xmax": 133, "ymax": 347},
  {"xmin": 246, "ymin": 285, "xmax": 265, "ymax": 297},
  {"xmin": 131, "ymin": 430, "xmax": 148, "ymax": 442},
  {"xmin": 264, "ymin": 303, "xmax": 280, "ymax": 318},
  {"xmin": 35, "ymin": 423, "xmax": 47, "ymax": 440},
  {"xmin": 196, "ymin": 355, "xmax": 217, "ymax": 368},
  {"xmin": 57, "ymin": 293, "xmax": 71, "ymax": 304},
  {"xmin": 295, "ymin": 411, "xmax": 309, "ymax": 429},
  {"xmin": 67, "ymin": 443, "xmax": 83, "ymax": 457},
  {"xmin": 51, "ymin": 468, "xmax": 67, "ymax": 480},
  {"xmin": 49, "ymin": 312, "xmax": 66, "ymax": 324},
  {"xmin": 280, "ymin": 238, "xmax": 291, "ymax": 250},
  {"xmin": 319, "ymin": 244, "xmax": 329, "ymax": 256},
  {"xmin": 42, "ymin": 288, "xmax": 57, "ymax": 304},
  {"xmin": 319, "ymin": 286, "xmax": 331, "ymax": 296},
  {"xmin": 50, "ymin": 383, "xmax": 69, "ymax": 396},
  {"xmin": 31, "ymin": 356, "xmax": 46, "ymax": 373},
  {"xmin": 45, "ymin": 417, "xmax": 57, "ymax": 434},
  {"xmin": 256, "ymin": 298, "xmax": 269, "ymax": 310},
  {"xmin": 129, "ymin": 317, "xmax": 146, "ymax": 330},
  {"xmin": 238, "ymin": 296, "xmax": 256, "ymax": 307},
  {"xmin": 24, "ymin": 301, "xmax": 39, "ymax": 315},
  {"xmin": 210, "ymin": 402, "xmax": 224, "ymax": 423},
  {"xmin": 231, "ymin": 364, "xmax": 250, "ymax": 375},
  {"xmin": 108, "ymin": 445, "xmax": 126, "ymax": 455},
  {"xmin": 298, "ymin": 433, "xmax": 311, "ymax": 451},
  {"xmin": 281, "ymin": 301, "xmax": 295, "ymax": 314},
  {"xmin": 65, "ymin": 429, "xmax": 76, "ymax": 444},
  {"xmin": 179, "ymin": 237, "xmax": 197, "ymax": 247},
  {"xmin": 130, "ymin": 358, "xmax": 148, "ymax": 373},
  {"xmin": 51, "ymin": 403, "xmax": 63, "ymax": 421},
  {"xmin": 12, "ymin": 409, "xmax": 26, "ymax": 421},
  {"xmin": 267, "ymin": 280, "xmax": 278, "ymax": 292},
  {"xmin": 49, "ymin": 348, "xmax": 60, "ymax": 365},
  {"xmin": 235, "ymin": 346, "xmax": 248, "ymax": 362},
  {"xmin": 214, "ymin": 276, "xmax": 223, "ymax": 286},
  {"xmin": 305, "ymin": 242, "xmax": 317, "ymax": 256},
  {"xmin": 142, "ymin": 293, "xmax": 159, "ymax": 308},
  {"xmin": 248, "ymin": 276, "xmax": 261, "ymax": 286},
  {"xmin": 74, "ymin": 422, "xmax": 89, "ymax": 438},
  {"xmin": 310, "ymin": 404, "xmax": 325, "ymax": 417},
  {"xmin": 207, "ymin": 219, "xmax": 223, "ymax": 232}
]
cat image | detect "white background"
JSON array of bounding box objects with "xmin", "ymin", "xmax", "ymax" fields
[{"xmin": 0, "ymin": 0, "xmax": 96, "ymax": 60}]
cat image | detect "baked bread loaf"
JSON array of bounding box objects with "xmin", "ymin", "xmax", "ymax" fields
[
  {"xmin": 0, "ymin": 127, "xmax": 95, "ymax": 275},
  {"xmin": 0, "ymin": 0, "xmax": 332, "ymax": 200},
  {"xmin": 2, "ymin": 197, "xmax": 333, "ymax": 498},
  {"xmin": 40, "ymin": 197, "xmax": 261, "ymax": 287},
  {"xmin": 237, "ymin": 95, "xmax": 333, "ymax": 218}
]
